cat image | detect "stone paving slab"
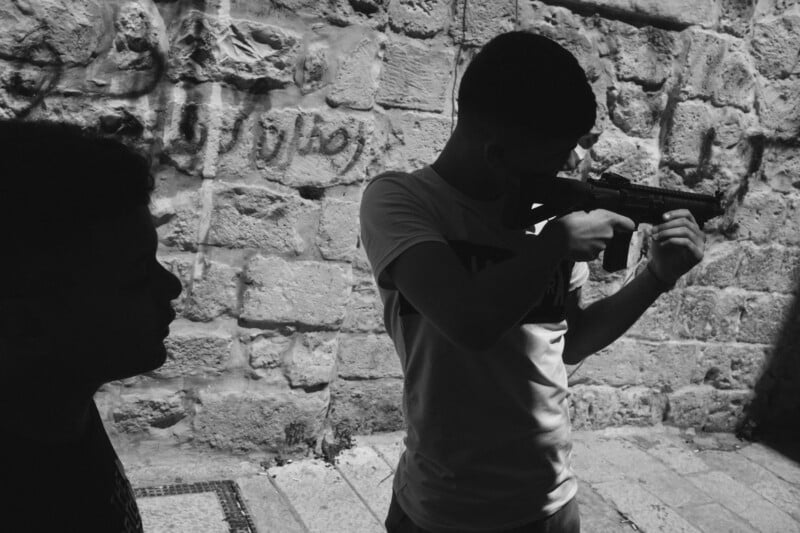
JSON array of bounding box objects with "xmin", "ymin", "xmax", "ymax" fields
[
  {"xmin": 120, "ymin": 425, "xmax": 800, "ymax": 533},
  {"xmin": 138, "ymin": 493, "xmax": 228, "ymax": 533}
]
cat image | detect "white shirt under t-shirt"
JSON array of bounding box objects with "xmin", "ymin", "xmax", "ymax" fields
[{"xmin": 359, "ymin": 165, "xmax": 589, "ymax": 533}]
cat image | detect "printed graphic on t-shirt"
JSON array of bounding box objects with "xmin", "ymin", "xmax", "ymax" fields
[{"xmin": 398, "ymin": 240, "xmax": 574, "ymax": 324}]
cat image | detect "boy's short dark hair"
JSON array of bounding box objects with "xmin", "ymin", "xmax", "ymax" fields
[
  {"xmin": 458, "ymin": 31, "xmax": 596, "ymax": 141},
  {"xmin": 0, "ymin": 120, "xmax": 155, "ymax": 251}
]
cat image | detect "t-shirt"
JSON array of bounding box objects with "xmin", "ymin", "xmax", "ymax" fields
[{"xmin": 359, "ymin": 165, "xmax": 589, "ymax": 533}]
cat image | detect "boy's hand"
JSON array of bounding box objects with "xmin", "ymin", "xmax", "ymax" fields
[
  {"xmin": 545, "ymin": 209, "xmax": 635, "ymax": 261},
  {"xmin": 648, "ymin": 209, "xmax": 705, "ymax": 284}
]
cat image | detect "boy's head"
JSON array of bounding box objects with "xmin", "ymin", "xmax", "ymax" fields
[
  {"xmin": 457, "ymin": 31, "xmax": 596, "ymax": 178},
  {"xmin": 0, "ymin": 120, "xmax": 182, "ymax": 389}
]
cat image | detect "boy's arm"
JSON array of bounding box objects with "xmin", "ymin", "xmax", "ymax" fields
[{"xmin": 563, "ymin": 209, "xmax": 706, "ymax": 364}]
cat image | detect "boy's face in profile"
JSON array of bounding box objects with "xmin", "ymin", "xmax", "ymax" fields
[{"xmin": 43, "ymin": 204, "xmax": 183, "ymax": 384}]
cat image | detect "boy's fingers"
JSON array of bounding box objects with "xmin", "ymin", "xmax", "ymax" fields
[{"xmin": 663, "ymin": 209, "xmax": 697, "ymax": 225}]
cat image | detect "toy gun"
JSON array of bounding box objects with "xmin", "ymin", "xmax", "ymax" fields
[{"xmin": 514, "ymin": 172, "xmax": 725, "ymax": 272}]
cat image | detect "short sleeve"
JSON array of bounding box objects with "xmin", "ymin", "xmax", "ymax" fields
[
  {"xmin": 568, "ymin": 261, "xmax": 590, "ymax": 292},
  {"xmin": 359, "ymin": 173, "xmax": 447, "ymax": 290}
]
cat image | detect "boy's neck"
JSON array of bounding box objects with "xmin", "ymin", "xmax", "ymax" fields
[{"xmin": 431, "ymin": 132, "xmax": 502, "ymax": 202}]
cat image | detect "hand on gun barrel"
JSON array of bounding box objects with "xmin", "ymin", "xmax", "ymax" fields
[{"xmin": 514, "ymin": 172, "xmax": 725, "ymax": 272}]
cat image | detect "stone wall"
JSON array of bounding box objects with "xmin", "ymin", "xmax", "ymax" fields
[{"xmin": 2, "ymin": 0, "xmax": 798, "ymax": 455}]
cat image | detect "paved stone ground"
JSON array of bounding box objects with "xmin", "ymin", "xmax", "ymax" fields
[{"xmin": 120, "ymin": 425, "xmax": 800, "ymax": 533}]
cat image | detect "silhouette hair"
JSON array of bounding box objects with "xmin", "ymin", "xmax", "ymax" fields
[
  {"xmin": 0, "ymin": 120, "xmax": 154, "ymax": 251},
  {"xmin": 457, "ymin": 31, "xmax": 596, "ymax": 140}
]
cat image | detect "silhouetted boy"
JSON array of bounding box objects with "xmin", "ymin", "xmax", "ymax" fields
[
  {"xmin": 360, "ymin": 32, "xmax": 706, "ymax": 533},
  {"xmin": 0, "ymin": 121, "xmax": 182, "ymax": 532}
]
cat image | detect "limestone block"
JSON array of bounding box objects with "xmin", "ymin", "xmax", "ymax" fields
[
  {"xmin": 542, "ymin": 0, "xmax": 718, "ymax": 28},
  {"xmin": 300, "ymin": 42, "xmax": 330, "ymax": 94},
  {"xmin": 695, "ymin": 343, "xmax": 769, "ymax": 390},
  {"xmin": 662, "ymin": 100, "xmax": 716, "ymax": 168},
  {"xmin": 450, "ymin": 0, "xmax": 522, "ymax": 45},
  {"xmin": 569, "ymin": 385, "xmax": 667, "ymax": 429},
  {"xmin": 759, "ymin": 78, "xmax": 800, "ymax": 140},
  {"xmin": 750, "ymin": 8, "xmax": 800, "ymax": 79},
  {"xmin": 588, "ymin": 129, "xmax": 660, "ymax": 183},
  {"xmin": 324, "ymin": 0, "xmax": 389, "ymax": 30},
  {"xmin": 159, "ymin": 322, "xmax": 235, "ymax": 378},
  {"xmin": 730, "ymin": 187, "xmax": 790, "ymax": 243},
  {"xmin": 572, "ymin": 339, "xmax": 701, "ymax": 390},
  {"xmin": 775, "ymin": 194, "xmax": 800, "ymax": 245},
  {"xmin": 241, "ymin": 255, "xmax": 353, "ymax": 328},
  {"xmin": 678, "ymin": 30, "xmax": 756, "ymax": 112},
  {"xmin": 317, "ymin": 198, "xmax": 360, "ymax": 261},
  {"xmin": 206, "ymin": 182, "xmax": 318, "ymax": 254},
  {"xmin": 666, "ymin": 385, "xmax": 752, "ymax": 431},
  {"xmin": 762, "ymin": 143, "xmax": 800, "ymax": 193},
  {"xmin": 0, "ymin": 0, "xmax": 108, "ymax": 65},
  {"xmin": 152, "ymin": 189, "xmax": 202, "ymax": 251},
  {"xmin": 167, "ymin": 10, "xmax": 301, "ymax": 91},
  {"xmin": 107, "ymin": 1, "xmax": 169, "ymax": 72},
  {"xmin": 156, "ymin": 253, "xmax": 194, "ymax": 317},
  {"xmin": 607, "ymin": 81, "xmax": 667, "ymax": 138},
  {"xmin": 329, "ymin": 378, "xmax": 405, "ymax": 434},
  {"xmin": 183, "ymin": 259, "xmax": 241, "ymax": 322},
  {"xmin": 112, "ymin": 389, "xmax": 187, "ymax": 433},
  {"xmin": 255, "ymin": 108, "xmax": 381, "ymax": 187},
  {"xmin": 193, "ymin": 386, "xmax": 329, "ymax": 452},
  {"xmin": 387, "ymin": 0, "xmax": 450, "ymax": 38},
  {"xmin": 161, "ymin": 84, "xmax": 217, "ymax": 176},
  {"xmin": 601, "ymin": 21, "xmax": 678, "ymax": 87},
  {"xmin": 375, "ymin": 37, "xmax": 453, "ymax": 113},
  {"xmin": 327, "ymin": 37, "xmax": 382, "ymax": 111},
  {"xmin": 337, "ymin": 333, "xmax": 401, "ymax": 379},
  {"xmin": 385, "ymin": 111, "xmax": 451, "ymax": 169},
  {"xmin": 248, "ymin": 333, "xmax": 293, "ymax": 370},
  {"xmin": 284, "ymin": 332, "xmax": 339, "ymax": 389},
  {"xmin": 738, "ymin": 293, "xmax": 794, "ymax": 344},
  {"xmin": 732, "ymin": 245, "xmax": 800, "ymax": 294},
  {"xmin": 719, "ymin": 0, "xmax": 757, "ymax": 37},
  {"xmin": 341, "ymin": 281, "xmax": 385, "ymax": 333}
]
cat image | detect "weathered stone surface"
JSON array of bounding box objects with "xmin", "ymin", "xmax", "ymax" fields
[
  {"xmin": 450, "ymin": 0, "xmax": 518, "ymax": 46},
  {"xmin": 107, "ymin": 1, "xmax": 169, "ymax": 72},
  {"xmin": 666, "ymin": 385, "xmax": 752, "ymax": 431},
  {"xmin": 719, "ymin": 0, "xmax": 757, "ymax": 37},
  {"xmin": 329, "ymin": 378, "xmax": 405, "ymax": 434},
  {"xmin": 678, "ymin": 29, "xmax": 756, "ymax": 112},
  {"xmin": 193, "ymin": 386, "xmax": 329, "ymax": 452},
  {"xmin": 776, "ymin": 194, "xmax": 800, "ymax": 245},
  {"xmin": 695, "ymin": 343, "xmax": 769, "ymax": 390},
  {"xmin": 337, "ymin": 333, "xmax": 401, "ymax": 379},
  {"xmin": 300, "ymin": 41, "xmax": 330, "ymax": 94},
  {"xmin": 750, "ymin": 7, "xmax": 800, "ymax": 79},
  {"xmin": 662, "ymin": 100, "xmax": 717, "ymax": 168},
  {"xmin": 255, "ymin": 108, "xmax": 380, "ymax": 187},
  {"xmin": 248, "ymin": 332, "xmax": 292, "ymax": 371},
  {"xmin": 159, "ymin": 322, "xmax": 235, "ymax": 378},
  {"xmin": 0, "ymin": 0, "xmax": 109, "ymax": 65},
  {"xmin": 241, "ymin": 255, "xmax": 353, "ymax": 328},
  {"xmin": 387, "ymin": 0, "xmax": 449, "ymax": 39},
  {"xmin": 730, "ymin": 185, "xmax": 791, "ymax": 243},
  {"xmin": 183, "ymin": 259, "xmax": 240, "ymax": 321},
  {"xmin": 160, "ymin": 84, "xmax": 218, "ymax": 176},
  {"xmin": 384, "ymin": 111, "xmax": 451, "ymax": 169},
  {"xmin": 317, "ymin": 198, "xmax": 360, "ymax": 261},
  {"xmin": 601, "ymin": 20, "xmax": 678, "ymax": 87},
  {"xmin": 206, "ymin": 182, "xmax": 317, "ymax": 254},
  {"xmin": 569, "ymin": 385, "xmax": 667, "ymax": 429},
  {"xmin": 341, "ymin": 281, "xmax": 386, "ymax": 333},
  {"xmin": 156, "ymin": 253, "xmax": 194, "ymax": 317},
  {"xmin": 324, "ymin": 0, "xmax": 389, "ymax": 30},
  {"xmin": 762, "ymin": 143, "xmax": 800, "ymax": 193},
  {"xmin": 284, "ymin": 332, "xmax": 339, "ymax": 389},
  {"xmin": 687, "ymin": 241, "xmax": 800, "ymax": 294},
  {"xmin": 327, "ymin": 36, "xmax": 381, "ymax": 110},
  {"xmin": 541, "ymin": 0, "xmax": 719, "ymax": 28},
  {"xmin": 375, "ymin": 37, "xmax": 452, "ymax": 112},
  {"xmin": 737, "ymin": 292, "xmax": 794, "ymax": 344},
  {"xmin": 607, "ymin": 81, "xmax": 666, "ymax": 138},
  {"xmin": 588, "ymin": 129, "xmax": 660, "ymax": 183},
  {"xmin": 112, "ymin": 389, "xmax": 187, "ymax": 433},
  {"xmin": 759, "ymin": 78, "xmax": 800, "ymax": 139},
  {"xmin": 571, "ymin": 339, "xmax": 700, "ymax": 390},
  {"xmin": 167, "ymin": 10, "xmax": 302, "ymax": 91},
  {"xmin": 151, "ymin": 190, "xmax": 202, "ymax": 251}
]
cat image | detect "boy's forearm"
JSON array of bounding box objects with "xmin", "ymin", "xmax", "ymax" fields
[{"xmin": 563, "ymin": 265, "xmax": 668, "ymax": 363}]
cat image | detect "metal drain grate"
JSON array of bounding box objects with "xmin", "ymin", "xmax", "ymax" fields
[{"xmin": 135, "ymin": 480, "xmax": 256, "ymax": 533}]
